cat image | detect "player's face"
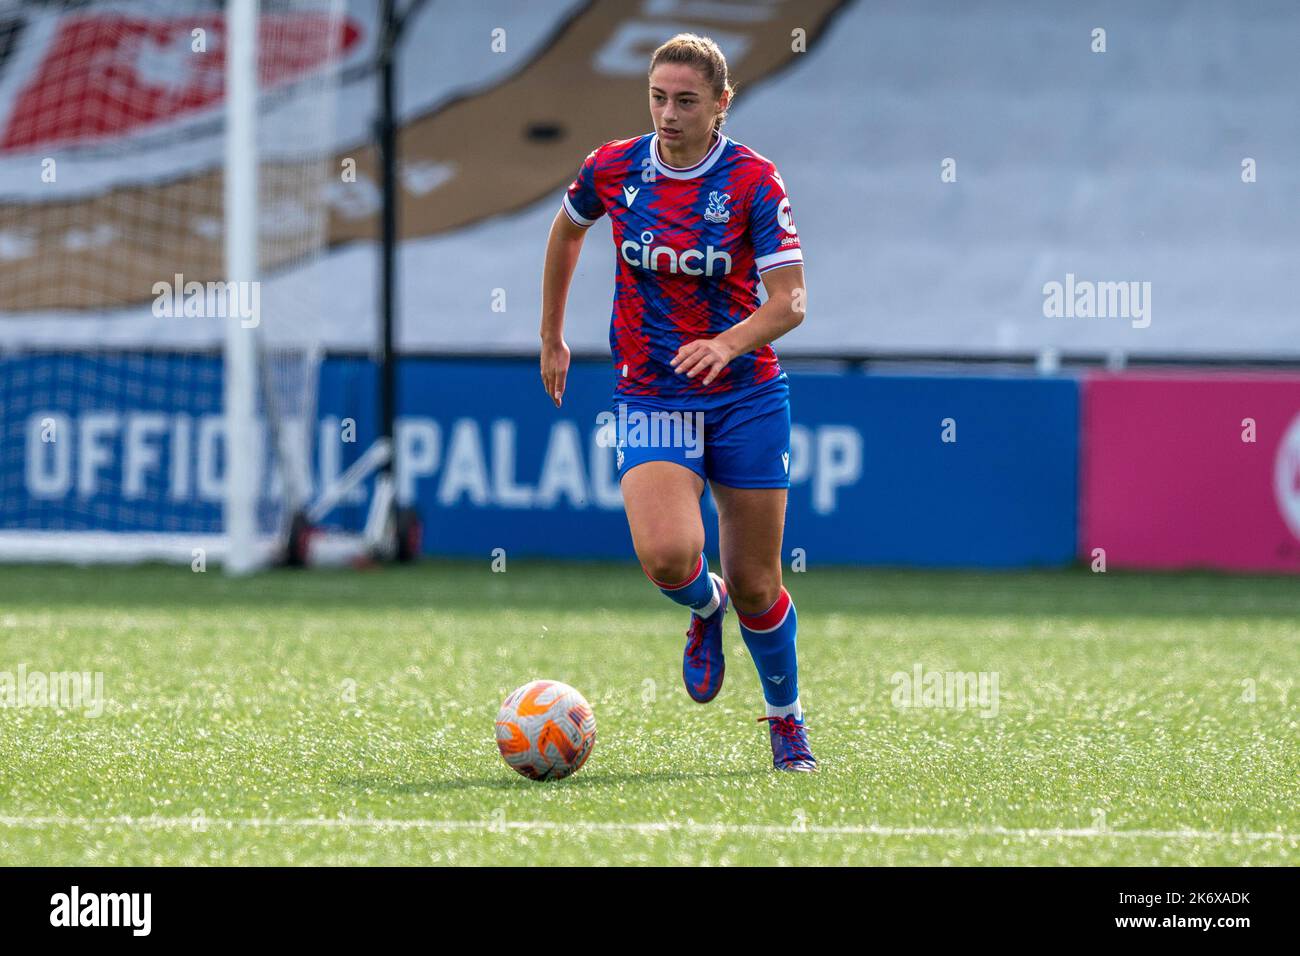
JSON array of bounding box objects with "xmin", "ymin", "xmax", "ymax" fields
[{"xmin": 649, "ymin": 64, "xmax": 725, "ymax": 151}]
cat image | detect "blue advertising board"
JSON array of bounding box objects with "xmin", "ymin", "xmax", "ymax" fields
[{"xmin": 2, "ymin": 355, "xmax": 1078, "ymax": 567}]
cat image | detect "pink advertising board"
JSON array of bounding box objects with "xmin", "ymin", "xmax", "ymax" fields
[{"xmin": 1082, "ymin": 371, "xmax": 1300, "ymax": 573}]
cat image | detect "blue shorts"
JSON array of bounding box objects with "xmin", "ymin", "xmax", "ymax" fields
[{"xmin": 611, "ymin": 379, "xmax": 791, "ymax": 489}]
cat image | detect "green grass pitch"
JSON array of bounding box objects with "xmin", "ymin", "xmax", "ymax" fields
[{"xmin": 0, "ymin": 560, "xmax": 1295, "ymax": 866}]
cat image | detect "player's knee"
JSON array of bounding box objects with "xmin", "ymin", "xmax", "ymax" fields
[
  {"xmin": 639, "ymin": 545, "xmax": 702, "ymax": 588},
  {"xmin": 726, "ymin": 572, "xmax": 783, "ymax": 615}
]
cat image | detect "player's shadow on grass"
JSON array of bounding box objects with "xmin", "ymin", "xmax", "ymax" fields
[{"xmin": 339, "ymin": 768, "xmax": 764, "ymax": 794}]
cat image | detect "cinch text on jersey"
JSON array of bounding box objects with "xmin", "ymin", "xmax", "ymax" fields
[{"xmin": 620, "ymin": 230, "xmax": 733, "ymax": 276}]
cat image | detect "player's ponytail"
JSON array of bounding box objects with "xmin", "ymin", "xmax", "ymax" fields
[{"xmin": 649, "ymin": 33, "xmax": 736, "ymax": 131}]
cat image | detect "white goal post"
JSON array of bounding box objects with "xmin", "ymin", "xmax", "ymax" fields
[{"xmin": 225, "ymin": 0, "xmax": 262, "ymax": 575}]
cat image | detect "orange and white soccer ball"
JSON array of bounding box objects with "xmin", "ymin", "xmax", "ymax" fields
[{"xmin": 495, "ymin": 679, "xmax": 597, "ymax": 781}]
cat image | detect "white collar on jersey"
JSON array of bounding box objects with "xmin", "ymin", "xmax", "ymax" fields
[{"xmin": 649, "ymin": 129, "xmax": 729, "ymax": 180}]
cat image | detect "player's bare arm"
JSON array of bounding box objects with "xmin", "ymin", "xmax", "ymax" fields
[
  {"xmin": 539, "ymin": 207, "xmax": 586, "ymax": 407},
  {"xmin": 671, "ymin": 264, "xmax": 806, "ymax": 386}
]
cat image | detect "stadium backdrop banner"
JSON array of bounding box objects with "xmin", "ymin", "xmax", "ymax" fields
[
  {"xmin": 1082, "ymin": 371, "xmax": 1300, "ymax": 573},
  {"xmin": 4, "ymin": 356, "xmax": 1079, "ymax": 568}
]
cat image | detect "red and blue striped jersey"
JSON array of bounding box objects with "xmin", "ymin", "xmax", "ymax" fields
[{"xmin": 562, "ymin": 130, "xmax": 803, "ymax": 406}]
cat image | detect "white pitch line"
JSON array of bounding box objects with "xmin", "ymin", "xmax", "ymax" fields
[{"xmin": 0, "ymin": 816, "xmax": 1294, "ymax": 841}]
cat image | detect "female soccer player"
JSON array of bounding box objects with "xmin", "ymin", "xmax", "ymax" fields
[{"xmin": 539, "ymin": 34, "xmax": 815, "ymax": 771}]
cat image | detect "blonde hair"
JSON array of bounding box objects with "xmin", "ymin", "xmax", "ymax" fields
[{"xmin": 649, "ymin": 33, "xmax": 735, "ymax": 131}]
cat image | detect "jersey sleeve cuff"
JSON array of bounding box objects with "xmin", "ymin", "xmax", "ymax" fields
[
  {"xmin": 755, "ymin": 248, "xmax": 804, "ymax": 274},
  {"xmin": 562, "ymin": 194, "xmax": 598, "ymax": 227}
]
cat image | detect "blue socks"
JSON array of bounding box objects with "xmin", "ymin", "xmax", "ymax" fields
[
  {"xmin": 647, "ymin": 557, "xmax": 800, "ymax": 716},
  {"xmin": 736, "ymin": 587, "xmax": 801, "ymax": 716},
  {"xmin": 646, "ymin": 553, "xmax": 721, "ymax": 617}
]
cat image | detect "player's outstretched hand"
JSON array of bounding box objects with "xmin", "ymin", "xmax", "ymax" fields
[
  {"xmin": 540, "ymin": 337, "xmax": 571, "ymax": 407},
  {"xmin": 671, "ymin": 338, "xmax": 736, "ymax": 386}
]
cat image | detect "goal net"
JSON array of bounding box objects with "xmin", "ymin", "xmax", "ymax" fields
[{"xmin": 0, "ymin": 0, "xmax": 349, "ymax": 570}]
